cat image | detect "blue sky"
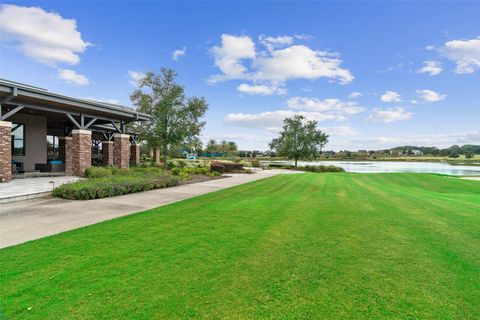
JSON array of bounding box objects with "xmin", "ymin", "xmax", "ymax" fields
[{"xmin": 1, "ymin": 1, "xmax": 479, "ymax": 151}]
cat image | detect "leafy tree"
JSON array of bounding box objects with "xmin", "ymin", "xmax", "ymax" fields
[
  {"xmin": 269, "ymin": 115, "xmax": 329, "ymax": 167},
  {"xmin": 228, "ymin": 141, "xmax": 238, "ymax": 157},
  {"xmin": 205, "ymin": 139, "xmax": 218, "ymax": 154},
  {"xmin": 130, "ymin": 68, "xmax": 208, "ymax": 167},
  {"xmin": 220, "ymin": 140, "xmax": 229, "ymax": 153}
]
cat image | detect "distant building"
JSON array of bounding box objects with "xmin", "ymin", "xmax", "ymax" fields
[{"xmin": 411, "ymin": 149, "xmax": 424, "ymax": 156}]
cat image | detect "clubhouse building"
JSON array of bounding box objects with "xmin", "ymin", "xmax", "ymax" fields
[{"xmin": 0, "ymin": 79, "xmax": 150, "ymax": 182}]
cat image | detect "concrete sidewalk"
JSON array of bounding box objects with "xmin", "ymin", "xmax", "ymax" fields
[{"xmin": 0, "ymin": 170, "xmax": 299, "ymax": 248}]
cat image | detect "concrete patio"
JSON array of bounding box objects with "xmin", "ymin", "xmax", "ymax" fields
[
  {"xmin": 0, "ymin": 176, "xmax": 79, "ymax": 204},
  {"xmin": 0, "ymin": 170, "xmax": 301, "ymax": 248}
]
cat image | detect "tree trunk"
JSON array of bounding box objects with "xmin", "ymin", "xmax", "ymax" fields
[
  {"xmin": 163, "ymin": 143, "xmax": 168, "ymax": 169},
  {"xmin": 295, "ymin": 158, "xmax": 298, "ymax": 167}
]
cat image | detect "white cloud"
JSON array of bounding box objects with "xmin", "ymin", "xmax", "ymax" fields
[
  {"xmin": 349, "ymin": 91, "xmax": 362, "ymax": 98},
  {"xmin": 253, "ymin": 45, "xmax": 353, "ymax": 84},
  {"xmin": 425, "ymin": 45, "xmax": 435, "ymax": 51},
  {"xmin": 128, "ymin": 70, "xmax": 145, "ymax": 86},
  {"xmin": 286, "ymin": 97, "xmax": 365, "ymax": 115},
  {"xmin": 209, "ymin": 34, "xmax": 353, "ymax": 86},
  {"xmin": 367, "ymin": 107, "xmax": 413, "ymax": 123},
  {"xmin": 225, "ymin": 110, "xmax": 345, "ymax": 132},
  {"xmin": 57, "ymin": 69, "xmax": 89, "ymax": 85},
  {"xmin": 172, "ymin": 47, "xmax": 186, "ymax": 61},
  {"xmin": 319, "ymin": 126, "xmax": 359, "ymax": 136},
  {"xmin": 209, "ymin": 34, "xmax": 256, "ymax": 84},
  {"xmin": 237, "ymin": 83, "xmax": 286, "ymax": 96},
  {"xmin": 0, "ymin": 4, "xmax": 89, "ymax": 66},
  {"xmin": 226, "ymin": 95, "xmax": 364, "ymax": 132},
  {"xmin": 416, "ymin": 89, "xmax": 446, "ymax": 102},
  {"xmin": 417, "ymin": 60, "xmax": 443, "ymax": 76},
  {"xmin": 380, "ymin": 91, "xmax": 402, "ymax": 103},
  {"xmin": 442, "ymin": 37, "xmax": 480, "ymax": 74},
  {"xmin": 259, "ymin": 35, "xmax": 294, "ymax": 51}
]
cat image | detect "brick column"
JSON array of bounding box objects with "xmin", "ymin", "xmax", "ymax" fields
[
  {"xmin": 64, "ymin": 137, "xmax": 73, "ymax": 175},
  {"xmin": 130, "ymin": 144, "xmax": 140, "ymax": 165},
  {"xmin": 113, "ymin": 134, "xmax": 130, "ymax": 168},
  {"xmin": 102, "ymin": 141, "xmax": 114, "ymax": 166},
  {"xmin": 0, "ymin": 121, "xmax": 12, "ymax": 182},
  {"xmin": 153, "ymin": 147, "xmax": 161, "ymax": 164},
  {"xmin": 71, "ymin": 129, "xmax": 92, "ymax": 176}
]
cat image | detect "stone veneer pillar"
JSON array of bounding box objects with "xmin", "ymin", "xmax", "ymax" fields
[
  {"xmin": 71, "ymin": 129, "xmax": 92, "ymax": 176},
  {"xmin": 102, "ymin": 141, "xmax": 114, "ymax": 166},
  {"xmin": 153, "ymin": 147, "xmax": 161, "ymax": 164},
  {"xmin": 113, "ymin": 133, "xmax": 130, "ymax": 168},
  {"xmin": 0, "ymin": 121, "xmax": 12, "ymax": 182},
  {"xmin": 64, "ymin": 137, "xmax": 73, "ymax": 175},
  {"xmin": 130, "ymin": 144, "xmax": 140, "ymax": 165}
]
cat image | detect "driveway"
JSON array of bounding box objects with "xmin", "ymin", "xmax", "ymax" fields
[{"xmin": 0, "ymin": 170, "xmax": 300, "ymax": 248}]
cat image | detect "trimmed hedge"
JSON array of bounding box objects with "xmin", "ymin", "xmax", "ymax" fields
[
  {"xmin": 211, "ymin": 162, "xmax": 243, "ymax": 173},
  {"xmin": 297, "ymin": 165, "xmax": 345, "ymax": 173},
  {"xmin": 53, "ymin": 173, "xmax": 180, "ymax": 200},
  {"xmin": 84, "ymin": 166, "xmax": 165, "ymax": 178}
]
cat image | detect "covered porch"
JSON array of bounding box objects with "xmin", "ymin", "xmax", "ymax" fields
[{"xmin": 0, "ymin": 79, "xmax": 149, "ymax": 182}]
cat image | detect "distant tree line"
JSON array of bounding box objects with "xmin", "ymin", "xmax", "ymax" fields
[
  {"xmin": 389, "ymin": 144, "xmax": 480, "ymax": 158},
  {"xmin": 318, "ymin": 144, "xmax": 480, "ymax": 159}
]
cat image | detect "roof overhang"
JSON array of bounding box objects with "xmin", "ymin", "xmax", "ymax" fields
[{"xmin": 0, "ymin": 79, "xmax": 151, "ymax": 123}]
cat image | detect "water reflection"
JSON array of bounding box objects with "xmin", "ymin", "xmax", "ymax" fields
[{"xmin": 271, "ymin": 161, "xmax": 480, "ymax": 176}]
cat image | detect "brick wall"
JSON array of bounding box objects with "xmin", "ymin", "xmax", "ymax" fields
[
  {"xmin": 114, "ymin": 134, "xmax": 130, "ymax": 168},
  {"xmin": 64, "ymin": 137, "xmax": 73, "ymax": 175},
  {"xmin": 130, "ymin": 144, "xmax": 140, "ymax": 165},
  {"xmin": 0, "ymin": 121, "xmax": 12, "ymax": 182},
  {"xmin": 102, "ymin": 141, "xmax": 114, "ymax": 166},
  {"xmin": 71, "ymin": 129, "xmax": 91, "ymax": 176}
]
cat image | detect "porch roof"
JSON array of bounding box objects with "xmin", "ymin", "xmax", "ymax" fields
[{"xmin": 0, "ymin": 79, "xmax": 150, "ymax": 123}]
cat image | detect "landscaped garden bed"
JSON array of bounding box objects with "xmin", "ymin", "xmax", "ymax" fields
[{"xmin": 53, "ymin": 162, "xmax": 222, "ymax": 200}]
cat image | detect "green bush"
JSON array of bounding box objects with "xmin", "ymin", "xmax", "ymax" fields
[
  {"xmin": 171, "ymin": 166, "xmax": 210, "ymax": 178},
  {"xmin": 84, "ymin": 166, "xmax": 113, "ymax": 178},
  {"xmin": 297, "ymin": 165, "xmax": 345, "ymax": 173},
  {"xmin": 53, "ymin": 173, "xmax": 180, "ymax": 200}
]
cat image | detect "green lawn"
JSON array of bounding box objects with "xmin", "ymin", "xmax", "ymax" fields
[{"xmin": 1, "ymin": 173, "xmax": 479, "ymax": 319}]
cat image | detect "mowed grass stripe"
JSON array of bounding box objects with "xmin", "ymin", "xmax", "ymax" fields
[{"xmin": 0, "ymin": 173, "xmax": 479, "ymax": 319}]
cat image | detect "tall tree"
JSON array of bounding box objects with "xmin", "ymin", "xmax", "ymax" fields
[
  {"xmin": 205, "ymin": 139, "xmax": 218, "ymax": 154},
  {"xmin": 269, "ymin": 115, "xmax": 329, "ymax": 167},
  {"xmin": 227, "ymin": 141, "xmax": 238, "ymax": 157},
  {"xmin": 130, "ymin": 68, "xmax": 208, "ymax": 167}
]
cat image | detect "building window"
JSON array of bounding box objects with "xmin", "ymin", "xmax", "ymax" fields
[
  {"xmin": 11, "ymin": 123, "xmax": 25, "ymax": 156},
  {"xmin": 47, "ymin": 135, "xmax": 59, "ymax": 160}
]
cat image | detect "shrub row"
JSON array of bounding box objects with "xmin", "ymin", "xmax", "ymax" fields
[
  {"xmin": 84, "ymin": 166, "xmax": 166, "ymax": 178},
  {"xmin": 297, "ymin": 165, "xmax": 345, "ymax": 173},
  {"xmin": 53, "ymin": 173, "xmax": 180, "ymax": 200},
  {"xmin": 210, "ymin": 162, "xmax": 244, "ymax": 173}
]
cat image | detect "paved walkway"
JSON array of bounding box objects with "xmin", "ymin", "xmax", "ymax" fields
[
  {"xmin": 0, "ymin": 176, "xmax": 79, "ymax": 203},
  {"xmin": 0, "ymin": 170, "xmax": 299, "ymax": 248}
]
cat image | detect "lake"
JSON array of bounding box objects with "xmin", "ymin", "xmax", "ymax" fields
[{"xmin": 266, "ymin": 160, "xmax": 480, "ymax": 176}]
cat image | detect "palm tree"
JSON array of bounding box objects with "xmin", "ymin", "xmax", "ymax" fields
[
  {"xmin": 227, "ymin": 141, "xmax": 238, "ymax": 157},
  {"xmin": 220, "ymin": 140, "xmax": 229, "ymax": 154},
  {"xmin": 206, "ymin": 139, "xmax": 218, "ymax": 154}
]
